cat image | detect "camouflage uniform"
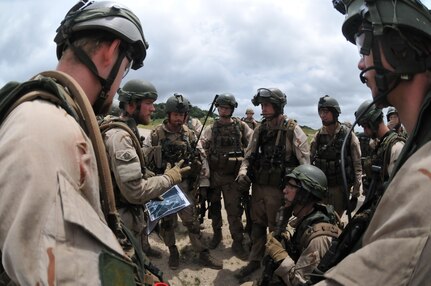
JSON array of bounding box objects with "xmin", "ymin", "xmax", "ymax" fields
[
  {"xmin": 275, "ymin": 205, "xmax": 340, "ymax": 286},
  {"xmin": 187, "ymin": 116, "xmax": 203, "ymax": 134},
  {"xmin": 201, "ymin": 116, "xmax": 253, "ymax": 253},
  {"xmin": 312, "ymin": 0, "xmax": 431, "ymax": 284},
  {"xmin": 242, "ymin": 117, "xmax": 259, "ymax": 130},
  {"xmin": 0, "ymin": 99, "xmax": 129, "ymax": 285},
  {"xmin": 310, "ymin": 122, "xmax": 362, "ymax": 216},
  {"xmin": 238, "ymin": 116, "xmax": 310, "ymax": 264},
  {"xmin": 241, "ymin": 108, "xmax": 259, "ymax": 130},
  {"xmin": 102, "ymin": 117, "xmax": 174, "ymax": 255},
  {"xmin": 0, "ymin": 1, "xmax": 155, "ymax": 284},
  {"xmin": 146, "ymin": 122, "xmax": 208, "ymax": 251}
]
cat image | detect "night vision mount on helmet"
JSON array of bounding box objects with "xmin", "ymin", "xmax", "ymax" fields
[
  {"xmin": 165, "ymin": 93, "xmax": 191, "ymax": 114},
  {"xmin": 318, "ymin": 95, "xmax": 341, "ymax": 116}
]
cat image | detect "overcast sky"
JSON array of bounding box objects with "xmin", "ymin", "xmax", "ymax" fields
[{"xmin": 1, "ymin": 0, "xmax": 431, "ymax": 129}]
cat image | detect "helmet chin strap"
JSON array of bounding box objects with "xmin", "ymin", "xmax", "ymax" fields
[
  {"xmin": 360, "ymin": 37, "xmax": 403, "ymax": 107},
  {"xmin": 67, "ymin": 39, "xmax": 127, "ymax": 115}
]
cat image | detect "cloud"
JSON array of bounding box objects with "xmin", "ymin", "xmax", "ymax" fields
[{"xmin": 1, "ymin": 0, "xmax": 430, "ymax": 129}]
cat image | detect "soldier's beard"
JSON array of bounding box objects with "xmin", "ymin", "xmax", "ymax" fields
[{"xmin": 322, "ymin": 120, "xmax": 335, "ymax": 126}]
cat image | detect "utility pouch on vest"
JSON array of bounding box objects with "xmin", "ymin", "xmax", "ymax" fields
[
  {"xmin": 99, "ymin": 250, "xmax": 136, "ymax": 286},
  {"xmin": 255, "ymin": 166, "xmax": 283, "ymax": 188},
  {"xmin": 210, "ymin": 152, "xmax": 243, "ymax": 175},
  {"xmin": 153, "ymin": 146, "xmax": 163, "ymax": 169}
]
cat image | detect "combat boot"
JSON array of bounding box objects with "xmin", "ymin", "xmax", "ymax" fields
[
  {"xmin": 168, "ymin": 245, "xmax": 180, "ymax": 270},
  {"xmin": 234, "ymin": 261, "xmax": 260, "ymax": 282},
  {"xmin": 232, "ymin": 240, "xmax": 248, "ymax": 261},
  {"xmin": 208, "ymin": 228, "xmax": 222, "ymax": 249},
  {"xmin": 199, "ymin": 250, "xmax": 223, "ymax": 269}
]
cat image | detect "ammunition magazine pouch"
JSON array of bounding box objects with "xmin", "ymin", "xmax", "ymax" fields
[
  {"xmin": 314, "ymin": 157, "xmax": 353, "ymax": 186},
  {"xmin": 209, "ymin": 151, "xmax": 244, "ymax": 175},
  {"xmin": 254, "ymin": 166, "xmax": 284, "ymax": 188}
]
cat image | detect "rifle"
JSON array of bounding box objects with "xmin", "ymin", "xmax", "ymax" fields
[
  {"xmin": 258, "ymin": 205, "xmax": 292, "ymax": 286},
  {"xmin": 191, "ymin": 94, "xmax": 219, "ymax": 224},
  {"xmin": 241, "ymin": 189, "xmax": 252, "ymax": 236}
]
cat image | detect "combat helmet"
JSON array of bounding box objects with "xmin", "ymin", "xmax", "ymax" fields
[
  {"xmin": 333, "ymin": 0, "xmax": 431, "ymax": 103},
  {"xmin": 318, "ymin": 95, "xmax": 341, "ymax": 116},
  {"xmin": 251, "ymin": 88, "xmax": 286, "ymax": 115},
  {"xmin": 355, "ymin": 100, "xmax": 383, "ymax": 132},
  {"xmin": 165, "ymin": 93, "xmax": 191, "ymax": 113},
  {"xmin": 285, "ymin": 165, "xmax": 328, "ymax": 202},
  {"xmin": 54, "ymin": 1, "xmax": 148, "ymax": 113},
  {"xmin": 55, "ymin": 0, "xmax": 148, "ymax": 69},
  {"xmin": 386, "ymin": 106, "xmax": 398, "ymax": 121},
  {"xmin": 215, "ymin": 93, "xmax": 238, "ymax": 109},
  {"xmin": 245, "ymin": 108, "xmax": 254, "ymax": 115},
  {"xmin": 118, "ymin": 79, "xmax": 158, "ymax": 103}
]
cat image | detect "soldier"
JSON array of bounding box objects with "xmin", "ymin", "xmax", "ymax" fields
[
  {"xmin": 310, "ymin": 95, "xmax": 362, "ymax": 217},
  {"xmin": 264, "ymin": 165, "xmax": 341, "ymax": 286},
  {"xmin": 235, "ymin": 88, "xmax": 310, "ymax": 281},
  {"xmin": 100, "ymin": 79, "xmax": 190, "ymax": 259},
  {"xmin": 242, "ymin": 108, "xmax": 259, "ymax": 130},
  {"xmin": 200, "ymin": 93, "xmax": 253, "ymax": 259},
  {"xmin": 310, "ymin": 0, "xmax": 431, "ymax": 284},
  {"xmin": 0, "ymin": 1, "xmax": 159, "ymax": 284},
  {"xmin": 144, "ymin": 93, "xmax": 222, "ymax": 270},
  {"xmin": 386, "ymin": 107, "xmax": 408, "ymax": 139},
  {"xmin": 355, "ymin": 101, "xmax": 405, "ymax": 196}
]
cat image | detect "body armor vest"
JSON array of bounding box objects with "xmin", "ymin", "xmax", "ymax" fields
[
  {"xmin": 286, "ymin": 204, "xmax": 341, "ymax": 263},
  {"xmin": 209, "ymin": 118, "xmax": 245, "ymax": 175},
  {"xmin": 251, "ymin": 118, "xmax": 299, "ymax": 188},
  {"xmin": 150, "ymin": 123, "xmax": 200, "ymax": 177},
  {"xmin": 313, "ymin": 124, "xmax": 354, "ymax": 186},
  {"xmin": 242, "ymin": 117, "xmax": 258, "ymax": 130},
  {"xmin": 363, "ymin": 131, "xmax": 406, "ymax": 183}
]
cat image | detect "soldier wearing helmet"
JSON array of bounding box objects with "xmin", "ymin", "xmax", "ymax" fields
[
  {"xmin": 144, "ymin": 93, "xmax": 223, "ymax": 270},
  {"xmin": 386, "ymin": 107, "xmax": 408, "ymax": 139},
  {"xmin": 235, "ymin": 88, "xmax": 310, "ymax": 281},
  {"xmin": 309, "ymin": 0, "xmax": 431, "ymax": 284},
  {"xmin": 355, "ymin": 100, "xmax": 405, "ymax": 196},
  {"xmin": 241, "ymin": 108, "xmax": 259, "ymax": 130},
  {"xmin": 265, "ymin": 165, "xmax": 341, "ymax": 285},
  {"xmin": 311, "ymin": 95, "xmax": 363, "ymax": 217},
  {"xmin": 200, "ymin": 93, "xmax": 253, "ymax": 259},
  {"xmin": 0, "ymin": 1, "xmax": 163, "ymax": 285},
  {"xmin": 101, "ymin": 79, "xmax": 190, "ymax": 260}
]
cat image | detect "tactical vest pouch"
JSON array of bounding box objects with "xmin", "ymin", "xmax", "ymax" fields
[
  {"xmin": 152, "ymin": 146, "xmax": 163, "ymax": 169},
  {"xmin": 99, "ymin": 250, "xmax": 136, "ymax": 286},
  {"xmin": 255, "ymin": 166, "xmax": 283, "ymax": 188},
  {"xmin": 209, "ymin": 152, "xmax": 243, "ymax": 175}
]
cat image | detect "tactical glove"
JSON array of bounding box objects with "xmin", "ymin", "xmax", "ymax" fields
[
  {"xmin": 266, "ymin": 232, "xmax": 288, "ymax": 263},
  {"xmin": 164, "ymin": 159, "xmax": 191, "ymax": 185},
  {"xmin": 236, "ymin": 174, "xmax": 251, "ymax": 189}
]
